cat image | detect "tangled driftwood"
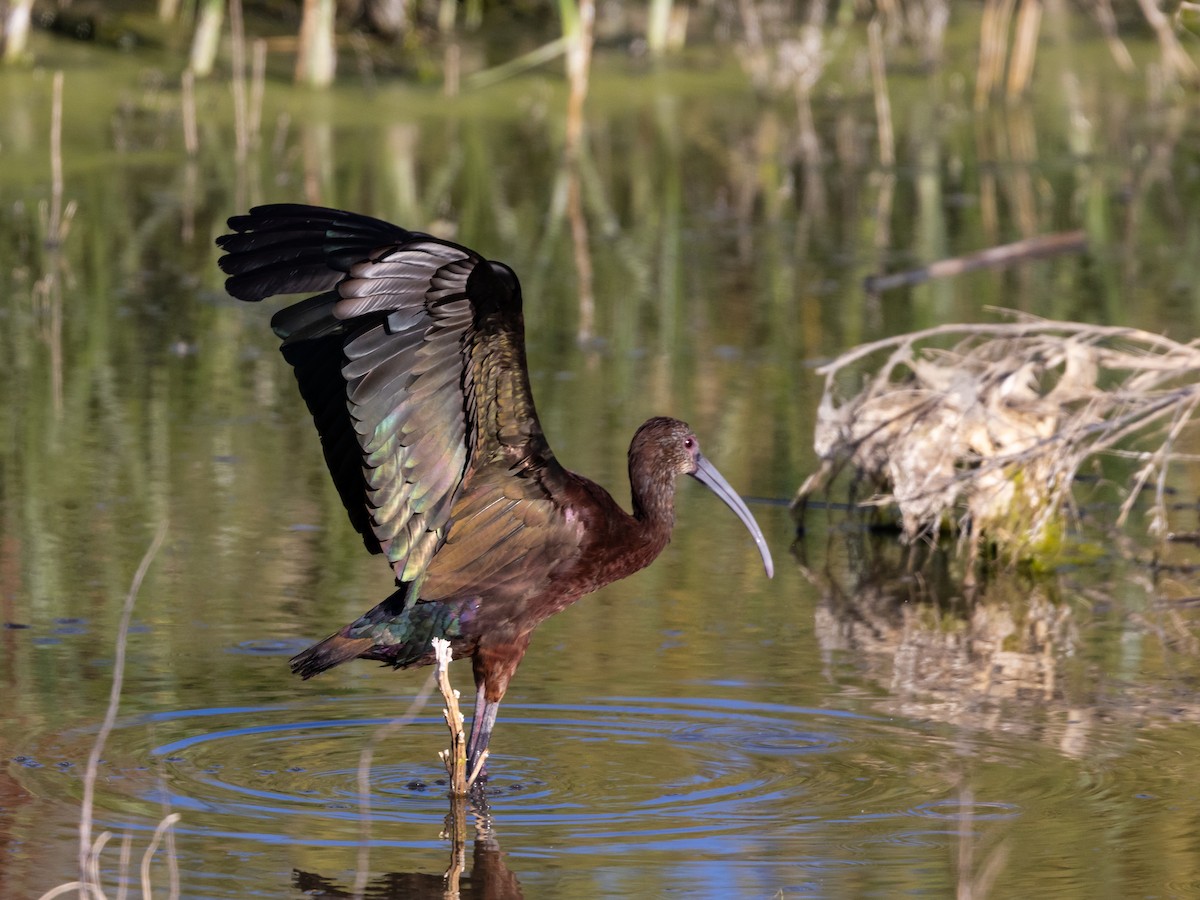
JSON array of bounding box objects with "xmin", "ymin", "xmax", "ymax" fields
[{"xmin": 793, "ymin": 312, "xmax": 1200, "ymax": 560}]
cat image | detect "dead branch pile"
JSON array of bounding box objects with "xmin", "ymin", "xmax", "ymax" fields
[{"xmin": 793, "ymin": 312, "xmax": 1200, "ymax": 559}]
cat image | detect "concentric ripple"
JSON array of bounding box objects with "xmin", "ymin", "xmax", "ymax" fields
[
  {"xmin": 11, "ymin": 693, "xmax": 1052, "ymax": 865},
  {"xmin": 130, "ymin": 696, "xmax": 848, "ymax": 846}
]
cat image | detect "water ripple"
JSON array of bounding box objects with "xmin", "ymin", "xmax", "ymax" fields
[{"xmin": 9, "ymin": 693, "xmax": 1066, "ymax": 863}]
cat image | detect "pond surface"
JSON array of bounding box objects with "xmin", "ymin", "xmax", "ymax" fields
[{"xmin": 4, "ymin": 12, "xmax": 1200, "ymax": 899}]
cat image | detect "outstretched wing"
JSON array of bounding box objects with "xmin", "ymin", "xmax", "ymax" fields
[
  {"xmin": 219, "ymin": 203, "xmax": 413, "ymax": 303},
  {"xmin": 217, "ymin": 203, "xmax": 571, "ymax": 587}
]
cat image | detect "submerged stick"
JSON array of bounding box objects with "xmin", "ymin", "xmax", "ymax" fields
[
  {"xmin": 465, "ymin": 37, "xmax": 566, "ymax": 90},
  {"xmin": 864, "ymin": 229, "xmax": 1086, "ymax": 293}
]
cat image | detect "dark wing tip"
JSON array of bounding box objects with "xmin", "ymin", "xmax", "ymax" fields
[{"xmin": 216, "ymin": 204, "xmax": 414, "ymax": 303}]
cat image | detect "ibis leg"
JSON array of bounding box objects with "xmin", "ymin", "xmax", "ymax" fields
[{"xmin": 466, "ymin": 683, "xmax": 500, "ymax": 781}]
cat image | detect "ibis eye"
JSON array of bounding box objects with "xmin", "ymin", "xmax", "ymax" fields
[{"xmin": 683, "ymin": 437, "xmax": 695, "ymax": 450}]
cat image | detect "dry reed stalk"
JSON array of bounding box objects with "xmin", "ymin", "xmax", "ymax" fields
[
  {"xmin": 139, "ymin": 814, "xmax": 182, "ymax": 898},
  {"xmin": 1005, "ymin": 0, "xmax": 1042, "ymax": 99},
  {"xmin": 295, "ymin": 0, "xmax": 336, "ymax": 87},
  {"xmin": 647, "ymin": 0, "xmax": 672, "ymax": 55},
  {"xmin": 867, "ymin": 17, "xmax": 894, "ymax": 169},
  {"xmin": 180, "ymin": 71, "xmax": 198, "ymax": 157},
  {"xmin": 647, "ymin": 0, "xmax": 687, "ymax": 55},
  {"xmin": 563, "ymin": 0, "xmax": 595, "ymax": 161},
  {"xmin": 117, "ymin": 835, "xmax": 132, "ymax": 900},
  {"xmin": 229, "ymin": 0, "xmax": 248, "ymax": 160},
  {"xmin": 188, "ymin": 0, "xmax": 223, "ymax": 77},
  {"xmin": 3, "ymin": 0, "xmax": 35, "ymax": 63},
  {"xmin": 975, "ymin": 0, "xmax": 1017, "ymax": 109}
]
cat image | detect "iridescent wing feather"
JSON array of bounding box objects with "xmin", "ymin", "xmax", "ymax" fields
[{"xmin": 217, "ymin": 204, "xmax": 579, "ymax": 592}]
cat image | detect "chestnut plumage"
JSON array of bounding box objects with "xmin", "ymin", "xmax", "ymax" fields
[{"xmin": 217, "ymin": 204, "xmax": 774, "ymax": 779}]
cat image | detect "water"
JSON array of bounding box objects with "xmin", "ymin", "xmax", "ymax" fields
[{"xmin": 4, "ymin": 11, "xmax": 1200, "ymax": 899}]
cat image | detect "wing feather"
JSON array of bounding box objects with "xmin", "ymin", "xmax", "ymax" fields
[
  {"xmin": 217, "ymin": 204, "xmax": 581, "ymax": 592},
  {"xmin": 219, "ymin": 205, "xmax": 414, "ymax": 303}
]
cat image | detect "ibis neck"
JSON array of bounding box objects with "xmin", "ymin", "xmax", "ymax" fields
[{"xmin": 629, "ymin": 464, "xmax": 677, "ymax": 544}]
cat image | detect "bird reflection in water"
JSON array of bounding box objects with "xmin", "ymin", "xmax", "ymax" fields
[{"xmin": 293, "ymin": 794, "xmax": 522, "ymax": 900}]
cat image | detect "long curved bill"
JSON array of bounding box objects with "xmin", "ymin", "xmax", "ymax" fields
[{"xmin": 690, "ymin": 454, "xmax": 775, "ymax": 578}]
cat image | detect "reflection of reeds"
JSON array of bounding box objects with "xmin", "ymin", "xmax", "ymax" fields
[
  {"xmin": 352, "ymin": 669, "xmax": 437, "ymax": 895},
  {"xmin": 299, "ymin": 792, "xmax": 512, "ymax": 899},
  {"xmin": 799, "ymin": 536, "xmax": 1077, "ymax": 726},
  {"xmin": 567, "ymin": 158, "xmax": 595, "ymax": 343},
  {"xmin": 956, "ymin": 783, "xmax": 1010, "ymax": 900}
]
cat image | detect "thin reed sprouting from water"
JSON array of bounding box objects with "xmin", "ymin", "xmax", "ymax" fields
[
  {"xmin": 229, "ymin": 0, "xmax": 248, "ymax": 161},
  {"xmin": 78, "ymin": 522, "xmax": 170, "ymax": 890},
  {"xmin": 37, "ymin": 523, "xmax": 171, "ymax": 899}
]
